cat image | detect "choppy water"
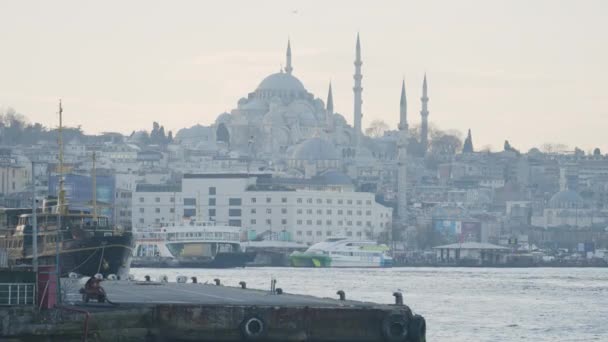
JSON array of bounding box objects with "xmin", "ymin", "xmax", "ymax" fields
[{"xmin": 130, "ymin": 267, "xmax": 608, "ymax": 341}]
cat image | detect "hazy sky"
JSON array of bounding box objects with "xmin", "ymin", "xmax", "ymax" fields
[{"xmin": 1, "ymin": 0, "xmax": 607, "ymax": 152}]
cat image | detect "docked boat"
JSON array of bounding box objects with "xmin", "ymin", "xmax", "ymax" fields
[
  {"xmin": 132, "ymin": 221, "xmax": 255, "ymax": 268},
  {"xmin": 0, "ymin": 207, "xmax": 133, "ymax": 278},
  {"xmin": 289, "ymin": 238, "xmax": 393, "ymax": 268}
]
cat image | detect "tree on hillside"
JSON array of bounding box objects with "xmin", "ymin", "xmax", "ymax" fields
[{"xmin": 365, "ymin": 120, "xmax": 390, "ymax": 138}]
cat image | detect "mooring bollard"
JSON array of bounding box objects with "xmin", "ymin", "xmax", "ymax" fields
[
  {"xmin": 144, "ymin": 275, "xmax": 151, "ymax": 282},
  {"xmin": 276, "ymin": 288, "xmax": 283, "ymax": 295},
  {"xmin": 337, "ymin": 290, "xmax": 346, "ymax": 301},
  {"xmin": 393, "ymin": 292, "xmax": 403, "ymax": 305},
  {"xmin": 214, "ymin": 278, "xmax": 221, "ymax": 286},
  {"xmin": 191, "ymin": 276, "xmax": 198, "ymax": 284},
  {"xmin": 176, "ymin": 275, "xmax": 187, "ymax": 284},
  {"xmin": 239, "ymin": 281, "xmax": 247, "ymax": 289}
]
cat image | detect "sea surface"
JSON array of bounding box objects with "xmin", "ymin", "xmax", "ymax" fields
[{"xmin": 130, "ymin": 267, "xmax": 608, "ymax": 341}]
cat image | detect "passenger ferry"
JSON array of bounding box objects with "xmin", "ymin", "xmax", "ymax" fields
[
  {"xmin": 289, "ymin": 237, "xmax": 393, "ymax": 268},
  {"xmin": 132, "ymin": 220, "xmax": 255, "ymax": 268}
]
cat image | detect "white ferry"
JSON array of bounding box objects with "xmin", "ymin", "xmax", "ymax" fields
[
  {"xmin": 290, "ymin": 238, "xmax": 393, "ymax": 268},
  {"xmin": 132, "ymin": 220, "xmax": 255, "ymax": 268}
]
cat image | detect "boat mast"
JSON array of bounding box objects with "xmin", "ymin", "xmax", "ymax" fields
[
  {"xmin": 57, "ymin": 100, "xmax": 66, "ymax": 216},
  {"xmin": 92, "ymin": 151, "xmax": 97, "ymax": 221}
]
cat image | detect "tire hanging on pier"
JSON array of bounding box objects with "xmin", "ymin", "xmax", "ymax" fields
[
  {"xmin": 381, "ymin": 313, "xmax": 409, "ymax": 342},
  {"xmin": 240, "ymin": 315, "xmax": 266, "ymax": 340},
  {"xmin": 407, "ymin": 314, "xmax": 426, "ymax": 342}
]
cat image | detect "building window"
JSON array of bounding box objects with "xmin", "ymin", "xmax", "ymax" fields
[
  {"xmin": 155, "ymin": 197, "xmax": 160, "ymax": 203},
  {"xmin": 155, "ymin": 208, "xmax": 160, "ymax": 213},
  {"xmin": 338, "ymin": 210, "xmax": 343, "ymax": 215},
  {"xmin": 326, "ymin": 199, "xmax": 332, "ymax": 204},
  {"xmin": 297, "ymin": 220, "xmax": 303, "ymax": 225},
  {"xmin": 366, "ymin": 200, "xmax": 372, "ymax": 205},
  {"xmin": 266, "ymin": 208, "xmax": 272, "ymax": 214},
  {"xmin": 184, "ymin": 198, "xmax": 196, "ymax": 206},
  {"xmin": 250, "ymin": 219, "xmax": 256, "ymax": 225},
  {"xmin": 347, "ymin": 200, "xmax": 353, "ymax": 205},
  {"xmin": 266, "ymin": 219, "xmax": 271, "ymax": 225},
  {"xmin": 306, "ymin": 220, "xmax": 312, "ymax": 225},
  {"xmin": 228, "ymin": 219, "xmax": 241, "ymax": 227},
  {"xmin": 297, "ymin": 209, "xmax": 302, "ymax": 214},
  {"xmin": 366, "ymin": 221, "xmax": 372, "ymax": 227},
  {"xmin": 347, "ymin": 231, "xmax": 353, "ymax": 237},
  {"xmin": 139, "ymin": 208, "xmax": 145, "ymax": 213},
  {"xmin": 307, "ymin": 209, "xmax": 312, "ymax": 214},
  {"xmin": 209, "ymin": 187, "xmax": 216, "ymax": 195},
  {"xmin": 139, "ymin": 197, "xmax": 144, "ymax": 203},
  {"xmin": 347, "ymin": 210, "xmax": 352, "ymax": 215},
  {"xmin": 316, "ymin": 231, "xmax": 322, "ymax": 236},
  {"xmin": 251, "ymin": 197, "xmax": 257, "ymax": 203},
  {"xmin": 229, "ymin": 209, "xmax": 242, "ymax": 217},
  {"xmin": 170, "ymin": 208, "xmax": 175, "ymax": 213},
  {"xmin": 229, "ymin": 198, "xmax": 242, "ymax": 206},
  {"xmin": 316, "ymin": 199, "xmax": 322, "ymax": 204},
  {"xmin": 297, "ymin": 231, "xmax": 302, "ymax": 236},
  {"xmin": 281, "ymin": 197, "xmax": 287, "ymax": 203},
  {"xmin": 356, "ymin": 221, "xmax": 362, "ymax": 226},
  {"xmin": 208, "ymin": 198, "xmax": 216, "ymax": 206},
  {"xmin": 366, "ymin": 210, "xmax": 372, "ymax": 216},
  {"xmin": 326, "ymin": 231, "xmax": 332, "ymax": 236},
  {"xmin": 347, "ymin": 221, "xmax": 352, "ymax": 226},
  {"xmin": 170, "ymin": 197, "xmax": 175, "ymax": 203},
  {"xmin": 326, "ymin": 209, "xmax": 332, "ymax": 215},
  {"xmin": 208, "ymin": 209, "xmax": 216, "ymax": 217},
  {"xmin": 357, "ymin": 200, "xmax": 362, "ymax": 205},
  {"xmin": 281, "ymin": 219, "xmax": 287, "ymax": 225},
  {"xmin": 155, "ymin": 218, "xmax": 160, "ymax": 224},
  {"xmin": 139, "ymin": 218, "xmax": 144, "ymax": 224},
  {"xmin": 251, "ymin": 208, "xmax": 256, "ymax": 214},
  {"xmin": 266, "ymin": 197, "xmax": 271, "ymax": 203},
  {"xmin": 316, "ymin": 220, "xmax": 322, "ymax": 225},
  {"xmin": 297, "ymin": 198, "xmax": 302, "ymax": 204},
  {"xmin": 316, "ymin": 209, "xmax": 322, "ymax": 215},
  {"xmin": 183, "ymin": 208, "xmax": 196, "ymax": 218},
  {"xmin": 307, "ymin": 198, "xmax": 312, "ymax": 204},
  {"xmin": 306, "ymin": 231, "xmax": 312, "ymax": 236},
  {"xmin": 356, "ymin": 231, "xmax": 362, "ymax": 237},
  {"xmin": 357, "ymin": 210, "xmax": 362, "ymax": 216},
  {"xmin": 338, "ymin": 220, "xmax": 343, "ymax": 226},
  {"xmin": 281, "ymin": 208, "xmax": 287, "ymax": 214}
]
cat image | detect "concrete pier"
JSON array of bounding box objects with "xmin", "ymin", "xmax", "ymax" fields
[{"xmin": 1, "ymin": 279, "xmax": 426, "ymax": 341}]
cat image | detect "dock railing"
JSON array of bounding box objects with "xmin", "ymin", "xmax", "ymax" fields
[{"xmin": 0, "ymin": 283, "xmax": 36, "ymax": 306}]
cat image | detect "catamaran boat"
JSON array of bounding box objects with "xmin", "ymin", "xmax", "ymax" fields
[
  {"xmin": 132, "ymin": 220, "xmax": 255, "ymax": 268},
  {"xmin": 289, "ymin": 237, "xmax": 393, "ymax": 268}
]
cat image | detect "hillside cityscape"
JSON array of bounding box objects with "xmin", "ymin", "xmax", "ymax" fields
[{"xmin": 2, "ymin": 38, "xmax": 607, "ymax": 267}]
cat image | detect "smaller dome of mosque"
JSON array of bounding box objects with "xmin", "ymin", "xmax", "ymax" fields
[
  {"xmin": 318, "ymin": 170, "xmax": 353, "ymax": 185},
  {"xmin": 292, "ymin": 137, "xmax": 338, "ymax": 161},
  {"xmin": 548, "ymin": 189, "xmax": 584, "ymax": 209},
  {"xmin": 215, "ymin": 112, "xmax": 232, "ymax": 125},
  {"xmin": 262, "ymin": 109, "xmax": 285, "ymax": 126},
  {"xmin": 333, "ymin": 113, "xmax": 347, "ymax": 126},
  {"xmin": 257, "ymin": 72, "xmax": 306, "ymax": 93}
]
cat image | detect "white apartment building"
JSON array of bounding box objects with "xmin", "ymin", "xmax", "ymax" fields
[{"xmin": 132, "ymin": 173, "xmax": 393, "ymax": 244}]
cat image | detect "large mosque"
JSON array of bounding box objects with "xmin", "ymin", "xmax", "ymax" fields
[{"xmin": 177, "ymin": 35, "xmax": 430, "ymax": 182}]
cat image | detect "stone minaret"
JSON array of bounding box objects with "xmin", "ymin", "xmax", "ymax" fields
[
  {"xmin": 420, "ymin": 73, "xmax": 429, "ymax": 155},
  {"xmin": 398, "ymin": 80, "xmax": 409, "ymax": 225},
  {"xmin": 353, "ymin": 33, "xmax": 363, "ymax": 149},
  {"xmin": 285, "ymin": 39, "xmax": 293, "ymax": 75},
  {"xmin": 326, "ymin": 82, "xmax": 334, "ymax": 133}
]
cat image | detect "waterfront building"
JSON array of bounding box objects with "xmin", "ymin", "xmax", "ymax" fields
[{"xmin": 132, "ymin": 173, "xmax": 392, "ymax": 244}]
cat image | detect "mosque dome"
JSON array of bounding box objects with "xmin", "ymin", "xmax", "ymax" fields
[
  {"xmin": 215, "ymin": 112, "xmax": 232, "ymax": 125},
  {"xmin": 292, "ymin": 137, "xmax": 338, "ymax": 161},
  {"xmin": 257, "ymin": 72, "xmax": 306, "ymax": 93},
  {"xmin": 262, "ymin": 109, "xmax": 285, "ymax": 126},
  {"xmin": 318, "ymin": 170, "xmax": 353, "ymax": 185},
  {"xmin": 333, "ymin": 113, "xmax": 347, "ymax": 126},
  {"xmin": 548, "ymin": 190, "xmax": 584, "ymax": 209}
]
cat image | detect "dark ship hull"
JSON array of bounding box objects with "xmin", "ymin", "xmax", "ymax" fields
[
  {"xmin": 17, "ymin": 234, "xmax": 133, "ymax": 278},
  {"xmin": 131, "ymin": 251, "xmax": 255, "ymax": 269}
]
